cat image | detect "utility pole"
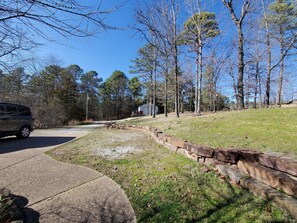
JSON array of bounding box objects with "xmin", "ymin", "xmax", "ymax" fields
[{"xmin": 86, "ymin": 92, "xmax": 89, "ymax": 121}]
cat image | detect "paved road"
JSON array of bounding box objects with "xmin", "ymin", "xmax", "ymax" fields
[{"xmin": 0, "ymin": 125, "xmax": 136, "ymax": 222}]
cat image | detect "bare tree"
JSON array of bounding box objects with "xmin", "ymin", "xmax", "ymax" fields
[
  {"xmin": 244, "ymin": 15, "xmax": 266, "ymax": 109},
  {"xmin": 183, "ymin": 0, "xmax": 219, "ymax": 115},
  {"xmin": 261, "ymin": 0, "xmax": 297, "ymax": 107},
  {"xmin": 222, "ymin": 0, "xmax": 251, "ymax": 110},
  {"xmin": 227, "ymin": 56, "xmax": 238, "ymax": 108},
  {"xmin": 134, "ymin": 2, "xmax": 161, "ymax": 118},
  {"xmin": 268, "ymin": 0, "xmax": 297, "ymax": 107},
  {"xmin": 0, "ymin": 1, "xmax": 119, "ymax": 36},
  {"xmin": 170, "ymin": 0, "xmax": 180, "ymax": 118},
  {"xmin": 130, "ymin": 44, "xmax": 155, "ymax": 116},
  {"xmin": 134, "ymin": 0, "xmax": 182, "ymax": 118},
  {"xmin": 152, "ymin": 39, "xmax": 158, "ymax": 118},
  {"xmin": 205, "ymin": 48, "xmax": 225, "ymax": 112},
  {"xmin": 261, "ymin": 0, "xmax": 273, "ymax": 108},
  {"xmin": 0, "ymin": 0, "xmax": 120, "ymax": 69}
]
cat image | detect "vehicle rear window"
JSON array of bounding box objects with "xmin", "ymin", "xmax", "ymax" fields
[
  {"xmin": 6, "ymin": 105, "xmax": 18, "ymax": 116},
  {"xmin": 18, "ymin": 106, "xmax": 31, "ymax": 116},
  {"xmin": 0, "ymin": 105, "xmax": 4, "ymax": 117}
]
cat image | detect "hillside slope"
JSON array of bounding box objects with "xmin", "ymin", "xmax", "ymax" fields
[{"xmin": 126, "ymin": 108, "xmax": 297, "ymax": 155}]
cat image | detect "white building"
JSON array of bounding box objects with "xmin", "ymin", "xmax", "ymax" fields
[{"xmin": 138, "ymin": 103, "xmax": 159, "ymax": 116}]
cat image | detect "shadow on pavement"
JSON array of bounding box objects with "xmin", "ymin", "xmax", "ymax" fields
[
  {"xmin": 28, "ymin": 185, "xmax": 136, "ymax": 223},
  {"xmin": 0, "ymin": 136, "xmax": 75, "ymax": 154},
  {"xmin": 16, "ymin": 195, "xmax": 40, "ymax": 223},
  {"xmin": 0, "ymin": 192, "xmax": 40, "ymax": 223},
  {"xmin": 25, "ymin": 207, "xmax": 40, "ymax": 223}
]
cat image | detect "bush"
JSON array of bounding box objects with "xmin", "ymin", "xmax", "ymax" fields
[{"xmin": 0, "ymin": 188, "xmax": 25, "ymax": 223}]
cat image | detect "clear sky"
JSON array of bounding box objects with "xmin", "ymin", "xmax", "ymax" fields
[
  {"xmin": 35, "ymin": 0, "xmax": 144, "ymax": 81},
  {"xmin": 30, "ymin": 0, "xmax": 250, "ymax": 99},
  {"xmin": 30, "ymin": 0, "xmax": 296, "ymax": 100},
  {"xmin": 34, "ymin": 0, "xmax": 225, "ymax": 81}
]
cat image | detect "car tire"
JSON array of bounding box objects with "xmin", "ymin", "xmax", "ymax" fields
[{"xmin": 17, "ymin": 126, "xmax": 31, "ymax": 139}]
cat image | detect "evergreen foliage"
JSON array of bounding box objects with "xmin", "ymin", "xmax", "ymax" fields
[{"xmin": 0, "ymin": 65, "xmax": 142, "ymax": 127}]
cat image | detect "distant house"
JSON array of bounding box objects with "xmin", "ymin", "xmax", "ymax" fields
[{"xmin": 138, "ymin": 103, "xmax": 159, "ymax": 116}]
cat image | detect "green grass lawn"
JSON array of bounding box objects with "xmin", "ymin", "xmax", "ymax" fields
[
  {"xmin": 125, "ymin": 107, "xmax": 297, "ymax": 155},
  {"xmin": 47, "ymin": 128, "xmax": 295, "ymax": 222}
]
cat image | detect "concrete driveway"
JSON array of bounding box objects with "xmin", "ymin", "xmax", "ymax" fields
[
  {"xmin": 0, "ymin": 125, "xmax": 136, "ymax": 222},
  {"xmin": 0, "ymin": 125, "xmax": 102, "ymax": 170}
]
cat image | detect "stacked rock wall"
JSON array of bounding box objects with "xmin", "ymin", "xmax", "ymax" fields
[{"xmin": 115, "ymin": 124, "xmax": 297, "ymax": 219}]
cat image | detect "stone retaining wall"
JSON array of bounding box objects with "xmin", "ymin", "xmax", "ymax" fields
[{"xmin": 112, "ymin": 124, "xmax": 297, "ymax": 219}]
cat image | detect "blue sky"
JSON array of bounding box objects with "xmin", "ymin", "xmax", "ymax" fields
[
  {"xmin": 34, "ymin": 0, "xmax": 227, "ymax": 81},
  {"xmin": 31, "ymin": 0, "xmax": 246, "ymax": 99},
  {"xmin": 35, "ymin": 0, "xmax": 144, "ymax": 81},
  {"xmin": 31, "ymin": 0, "xmax": 296, "ymax": 100}
]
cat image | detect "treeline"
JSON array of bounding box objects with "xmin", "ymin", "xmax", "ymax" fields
[
  {"xmin": 1, "ymin": 0, "xmax": 295, "ymax": 126},
  {"xmin": 0, "ymin": 62, "xmax": 230, "ymax": 127},
  {"xmin": 132, "ymin": 0, "xmax": 297, "ymax": 117},
  {"xmin": 130, "ymin": 45, "xmax": 230, "ymax": 117},
  {"xmin": 0, "ymin": 66, "xmax": 142, "ymax": 127}
]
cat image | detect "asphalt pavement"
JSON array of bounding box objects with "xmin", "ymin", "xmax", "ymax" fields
[{"xmin": 0, "ymin": 124, "xmax": 136, "ymax": 223}]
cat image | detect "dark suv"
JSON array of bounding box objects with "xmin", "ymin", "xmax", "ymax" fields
[{"xmin": 0, "ymin": 103, "xmax": 34, "ymax": 139}]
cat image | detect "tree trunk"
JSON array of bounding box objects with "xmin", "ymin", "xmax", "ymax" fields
[
  {"xmin": 213, "ymin": 78, "xmax": 217, "ymax": 112},
  {"xmin": 146, "ymin": 97, "xmax": 149, "ymax": 116},
  {"xmin": 149, "ymin": 71, "xmax": 153, "ymax": 116},
  {"xmin": 245, "ymin": 72, "xmax": 250, "ymax": 109},
  {"xmin": 210, "ymin": 70, "xmax": 214, "ymax": 112},
  {"xmin": 264, "ymin": 46, "xmax": 272, "ymax": 108},
  {"xmin": 179, "ymin": 81, "xmax": 183, "ymax": 113},
  {"xmin": 208, "ymin": 86, "xmax": 211, "ymax": 112},
  {"xmin": 277, "ymin": 37, "xmax": 285, "ymax": 107},
  {"xmin": 165, "ymin": 64, "xmax": 168, "ymax": 117},
  {"xmin": 197, "ymin": 44, "xmax": 203, "ymax": 115},
  {"xmin": 0, "ymin": 70, "xmax": 3, "ymax": 101},
  {"xmin": 195, "ymin": 51, "xmax": 199, "ymax": 115},
  {"xmin": 222, "ymin": 0, "xmax": 250, "ymax": 110},
  {"xmin": 259, "ymin": 75, "xmax": 263, "ymax": 108},
  {"xmin": 262, "ymin": 0, "xmax": 272, "ymax": 108},
  {"xmin": 237, "ymin": 25, "xmax": 245, "ymax": 109},
  {"xmin": 172, "ymin": 3, "xmax": 179, "ymax": 118},
  {"xmin": 174, "ymin": 43, "xmax": 179, "ymax": 117},
  {"xmin": 189, "ymin": 86, "xmax": 193, "ymax": 112},
  {"xmin": 153, "ymin": 82, "xmax": 156, "ymax": 117},
  {"xmin": 153, "ymin": 47, "xmax": 157, "ymax": 118},
  {"xmin": 254, "ymin": 61, "xmax": 259, "ymax": 108},
  {"xmin": 230, "ymin": 72, "xmax": 238, "ymax": 109}
]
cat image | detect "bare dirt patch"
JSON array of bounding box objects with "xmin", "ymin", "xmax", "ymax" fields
[
  {"xmin": 94, "ymin": 130, "xmax": 148, "ymax": 159},
  {"xmin": 97, "ymin": 146, "xmax": 142, "ymax": 159}
]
